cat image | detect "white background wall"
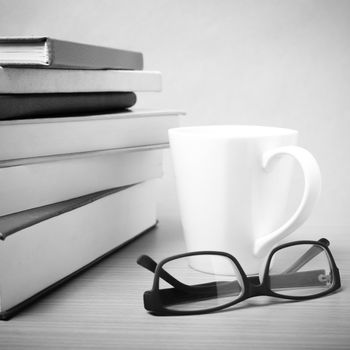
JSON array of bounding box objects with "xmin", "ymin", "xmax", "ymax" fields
[{"xmin": 0, "ymin": 0, "xmax": 349, "ymax": 228}]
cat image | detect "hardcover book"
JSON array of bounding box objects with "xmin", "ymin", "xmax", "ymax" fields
[
  {"xmin": 0, "ymin": 37, "xmax": 143, "ymax": 70},
  {"xmin": 0, "ymin": 92, "xmax": 137, "ymax": 120},
  {"xmin": 0, "ymin": 110, "xmax": 183, "ymax": 162},
  {"xmin": 0, "ymin": 180, "xmax": 157, "ymax": 320},
  {"xmin": 0, "ymin": 68, "xmax": 161, "ymax": 93},
  {"xmin": 0, "ymin": 148, "xmax": 163, "ymax": 216}
]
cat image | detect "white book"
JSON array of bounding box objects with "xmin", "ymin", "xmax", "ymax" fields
[
  {"xmin": 0, "ymin": 68, "xmax": 161, "ymax": 93},
  {"xmin": 0, "ymin": 110, "xmax": 184, "ymax": 162},
  {"xmin": 0, "ymin": 181, "xmax": 158, "ymax": 319},
  {"xmin": 0, "ymin": 148, "xmax": 163, "ymax": 216}
]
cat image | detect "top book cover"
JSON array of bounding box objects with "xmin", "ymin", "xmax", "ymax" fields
[{"xmin": 0, "ymin": 37, "xmax": 143, "ymax": 70}]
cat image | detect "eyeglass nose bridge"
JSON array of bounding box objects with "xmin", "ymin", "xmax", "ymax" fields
[{"xmin": 246, "ymin": 277, "xmax": 270, "ymax": 297}]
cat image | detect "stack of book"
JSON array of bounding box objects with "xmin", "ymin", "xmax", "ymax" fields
[{"xmin": 0, "ymin": 37, "xmax": 183, "ymax": 319}]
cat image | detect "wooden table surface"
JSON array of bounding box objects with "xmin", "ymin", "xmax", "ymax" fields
[{"xmin": 0, "ymin": 214, "xmax": 349, "ymax": 350}]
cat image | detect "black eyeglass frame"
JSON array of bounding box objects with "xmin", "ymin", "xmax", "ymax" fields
[{"xmin": 139, "ymin": 239, "xmax": 341, "ymax": 316}]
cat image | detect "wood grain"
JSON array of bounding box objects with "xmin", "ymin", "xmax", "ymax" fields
[{"xmin": 0, "ymin": 215, "xmax": 349, "ymax": 350}]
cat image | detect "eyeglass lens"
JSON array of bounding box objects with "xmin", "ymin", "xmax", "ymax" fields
[
  {"xmin": 268, "ymin": 243, "xmax": 334, "ymax": 297},
  {"xmin": 159, "ymin": 255, "xmax": 244, "ymax": 312}
]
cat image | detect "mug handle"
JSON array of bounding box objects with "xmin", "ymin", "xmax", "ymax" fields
[{"xmin": 254, "ymin": 145, "xmax": 322, "ymax": 257}]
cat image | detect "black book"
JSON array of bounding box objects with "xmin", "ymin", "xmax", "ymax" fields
[{"xmin": 0, "ymin": 92, "xmax": 136, "ymax": 120}]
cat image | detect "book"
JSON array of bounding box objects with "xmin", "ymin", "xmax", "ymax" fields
[
  {"xmin": 0, "ymin": 180, "xmax": 157, "ymax": 320},
  {"xmin": 0, "ymin": 68, "xmax": 161, "ymax": 93},
  {"xmin": 0, "ymin": 92, "xmax": 137, "ymax": 120},
  {"xmin": 0, "ymin": 110, "xmax": 183, "ymax": 162},
  {"xmin": 0, "ymin": 37, "xmax": 143, "ymax": 70},
  {"xmin": 0, "ymin": 148, "xmax": 163, "ymax": 216}
]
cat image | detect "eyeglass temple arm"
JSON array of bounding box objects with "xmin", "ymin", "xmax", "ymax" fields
[
  {"xmin": 156, "ymin": 268, "xmax": 329, "ymax": 308},
  {"xmin": 153, "ymin": 270, "xmax": 327, "ymax": 310}
]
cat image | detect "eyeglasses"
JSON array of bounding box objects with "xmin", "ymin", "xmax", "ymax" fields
[{"xmin": 137, "ymin": 238, "xmax": 341, "ymax": 315}]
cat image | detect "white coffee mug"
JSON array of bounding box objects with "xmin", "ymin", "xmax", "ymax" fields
[{"xmin": 169, "ymin": 125, "xmax": 321, "ymax": 275}]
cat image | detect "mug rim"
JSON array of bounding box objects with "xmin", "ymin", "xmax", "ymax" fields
[{"xmin": 168, "ymin": 125, "xmax": 298, "ymax": 139}]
